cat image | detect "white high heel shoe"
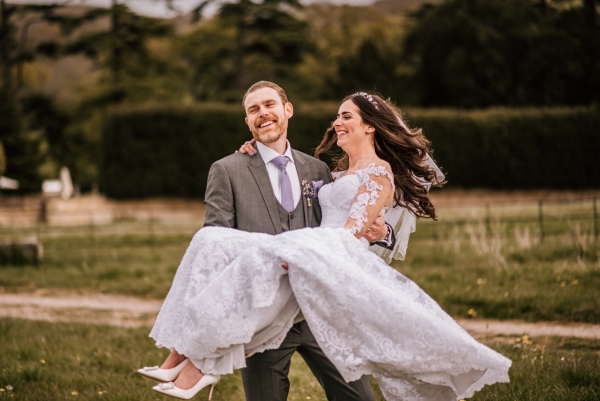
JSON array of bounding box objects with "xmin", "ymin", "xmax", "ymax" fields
[
  {"xmin": 152, "ymin": 374, "xmax": 220, "ymax": 400},
  {"xmin": 137, "ymin": 359, "xmax": 188, "ymax": 382}
]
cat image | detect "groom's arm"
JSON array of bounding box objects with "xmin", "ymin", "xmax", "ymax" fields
[
  {"xmin": 363, "ymin": 215, "xmax": 396, "ymax": 250},
  {"xmin": 368, "ymin": 221, "xmax": 396, "ymax": 250},
  {"xmin": 203, "ymin": 161, "xmax": 235, "ymax": 228}
]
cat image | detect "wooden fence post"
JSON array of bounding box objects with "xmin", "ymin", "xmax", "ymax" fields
[
  {"xmin": 485, "ymin": 203, "xmax": 491, "ymax": 235},
  {"xmin": 89, "ymin": 211, "xmax": 96, "ymax": 263},
  {"xmin": 538, "ymin": 200, "xmax": 545, "ymax": 242},
  {"xmin": 149, "ymin": 210, "xmax": 155, "ymax": 258},
  {"xmin": 594, "ymin": 197, "xmax": 598, "ymax": 242}
]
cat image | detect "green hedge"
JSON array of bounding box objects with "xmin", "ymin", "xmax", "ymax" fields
[
  {"xmin": 405, "ymin": 107, "xmax": 600, "ymax": 189},
  {"xmin": 101, "ymin": 104, "xmax": 600, "ymax": 198}
]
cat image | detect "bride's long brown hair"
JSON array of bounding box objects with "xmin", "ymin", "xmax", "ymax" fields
[{"xmin": 314, "ymin": 92, "xmax": 444, "ymax": 220}]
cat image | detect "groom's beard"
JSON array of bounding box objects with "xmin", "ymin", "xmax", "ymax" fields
[
  {"xmin": 258, "ymin": 131, "xmax": 282, "ymax": 143},
  {"xmin": 252, "ymin": 118, "xmax": 288, "ymax": 144}
]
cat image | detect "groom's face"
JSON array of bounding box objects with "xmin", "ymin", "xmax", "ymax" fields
[{"xmin": 244, "ymin": 88, "xmax": 293, "ymax": 144}]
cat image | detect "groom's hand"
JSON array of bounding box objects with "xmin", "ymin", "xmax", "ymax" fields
[
  {"xmin": 363, "ymin": 212, "xmax": 388, "ymax": 243},
  {"xmin": 236, "ymin": 139, "xmax": 257, "ymax": 156}
]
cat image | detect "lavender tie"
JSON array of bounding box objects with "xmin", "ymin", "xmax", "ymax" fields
[{"xmin": 271, "ymin": 155, "xmax": 294, "ymax": 212}]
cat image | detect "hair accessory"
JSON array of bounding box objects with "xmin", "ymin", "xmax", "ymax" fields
[{"xmin": 354, "ymin": 92, "xmax": 379, "ymax": 110}]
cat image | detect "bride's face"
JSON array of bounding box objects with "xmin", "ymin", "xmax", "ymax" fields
[{"xmin": 333, "ymin": 100, "xmax": 374, "ymax": 151}]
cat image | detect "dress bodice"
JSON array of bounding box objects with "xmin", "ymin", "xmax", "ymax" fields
[
  {"xmin": 318, "ymin": 163, "xmax": 395, "ymax": 236},
  {"xmin": 318, "ymin": 174, "xmax": 362, "ymax": 230}
]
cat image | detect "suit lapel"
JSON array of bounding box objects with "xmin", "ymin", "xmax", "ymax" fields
[
  {"xmin": 248, "ymin": 151, "xmax": 282, "ymax": 234},
  {"xmin": 293, "ymin": 150, "xmax": 313, "ymax": 228}
]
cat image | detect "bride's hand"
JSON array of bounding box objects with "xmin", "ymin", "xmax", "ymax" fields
[
  {"xmin": 281, "ymin": 263, "xmax": 289, "ymax": 270},
  {"xmin": 235, "ymin": 139, "xmax": 257, "ymax": 155},
  {"xmin": 363, "ymin": 212, "xmax": 387, "ymax": 243}
]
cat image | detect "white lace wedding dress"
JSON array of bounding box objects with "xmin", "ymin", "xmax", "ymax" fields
[{"xmin": 150, "ymin": 164, "xmax": 511, "ymax": 400}]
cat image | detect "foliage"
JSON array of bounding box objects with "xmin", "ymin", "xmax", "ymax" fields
[
  {"xmin": 403, "ymin": 0, "xmax": 600, "ymax": 107},
  {"xmin": 303, "ymin": 4, "xmax": 411, "ymax": 101},
  {"xmin": 3, "ymin": 1, "xmax": 600, "ymax": 194},
  {"xmin": 19, "ymin": 93, "xmax": 102, "ymax": 188},
  {"xmin": 101, "ymin": 103, "xmax": 245, "ymax": 199},
  {"xmin": 0, "ymin": 92, "xmax": 43, "ymax": 192},
  {"xmin": 333, "ymin": 38, "xmax": 403, "ymax": 99},
  {"xmin": 0, "ymin": 2, "xmax": 66, "ymax": 97},
  {"xmin": 180, "ymin": 0, "xmax": 313, "ymax": 102},
  {"xmin": 39, "ymin": 3, "xmax": 176, "ymax": 105},
  {"xmin": 100, "ymin": 104, "xmax": 600, "ymax": 199},
  {"xmin": 407, "ymin": 107, "xmax": 600, "ymax": 188},
  {"xmin": 12, "ymin": 3, "xmax": 188, "ymax": 189},
  {"xmin": 0, "ymin": 2, "xmax": 84, "ymax": 191}
]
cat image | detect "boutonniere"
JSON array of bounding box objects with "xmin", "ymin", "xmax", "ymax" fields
[{"xmin": 302, "ymin": 180, "xmax": 323, "ymax": 207}]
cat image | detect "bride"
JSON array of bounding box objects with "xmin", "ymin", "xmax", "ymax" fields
[{"xmin": 141, "ymin": 92, "xmax": 511, "ymax": 401}]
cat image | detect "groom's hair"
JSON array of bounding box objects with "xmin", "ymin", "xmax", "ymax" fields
[{"xmin": 242, "ymin": 81, "xmax": 289, "ymax": 108}]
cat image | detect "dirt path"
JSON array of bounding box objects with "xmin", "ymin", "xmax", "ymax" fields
[
  {"xmin": 1, "ymin": 289, "xmax": 600, "ymax": 339},
  {"xmin": 0, "ymin": 289, "xmax": 162, "ymax": 328}
]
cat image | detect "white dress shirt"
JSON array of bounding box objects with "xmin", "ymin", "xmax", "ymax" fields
[
  {"xmin": 256, "ymin": 141, "xmax": 304, "ymax": 323},
  {"xmin": 256, "ymin": 140, "xmax": 301, "ymax": 210}
]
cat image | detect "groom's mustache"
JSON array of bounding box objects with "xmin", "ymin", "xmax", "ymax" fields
[{"xmin": 255, "ymin": 116, "xmax": 278, "ymax": 128}]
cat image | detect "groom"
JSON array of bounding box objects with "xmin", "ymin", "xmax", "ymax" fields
[{"xmin": 203, "ymin": 81, "xmax": 392, "ymax": 401}]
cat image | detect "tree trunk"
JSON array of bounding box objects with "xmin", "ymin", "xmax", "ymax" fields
[
  {"xmin": 539, "ymin": 0, "xmax": 547, "ymax": 14},
  {"xmin": 110, "ymin": 0, "xmax": 122, "ymax": 102},
  {"xmin": 234, "ymin": 23, "xmax": 245, "ymax": 96},
  {"xmin": 0, "ymin": 0, "xmax": 13, "ymax": 98},
  {"xmin": 583, "ymin": 0, "xmax": 598, "ymax": 103},
  {"xmin": 584, "ymin": 0, "xmax": 597, "ymax": 28}
]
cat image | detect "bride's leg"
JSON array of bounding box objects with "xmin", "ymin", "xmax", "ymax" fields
[
  {"xmin": 161, "ymin": 350, "xmax": 187, "ymax": 369},
  {"xmin": 173, "ymin": 359, "xmax": 205, "ymax": 390}
]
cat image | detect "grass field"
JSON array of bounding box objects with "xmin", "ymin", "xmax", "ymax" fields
[
  {"xmin": 1, "ymin": 318, "xmax": 599, "ymax": 401},
  {"xmin": 1, "ymin": 194, "xmax": 599, "ymax": 400},
  {"xmin": 1, "ymin": 196, "xmax": 599, "ymax": 323},
  {"xmin": 398, "ymin": 236, "xmax": 600, "ymax": 323}
]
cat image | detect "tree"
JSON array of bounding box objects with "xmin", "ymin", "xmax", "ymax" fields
[
  {"xmin": 0, "ymin": 1, "xmax": 66, "ymax": 192},
  {"xmin": 30, "ymin": 2, "xmax": 184, "ymax": 189},
  {"xmin": 0, "ymin": 1, "xmax": 70, "ymax": 99},
  {"xmin": 38, "ymin": 1, "xmax": 174, "ymax": 105},
  {"xmin": 0, "ymin": 91, "xmax": 44, "ymax": 192},
  {"xmin": 183, "ymin": 0, "xmax": 313, "ymax": 100},
  {"xmin": 403, "ymin": 0, "xmax": 600, "ymax": 107},
  {"xmin": 295, "ymin": 4, "xmax": 408, "ymax": 101},
  {"xmin": 1, "ymin": 1, "xmax": 183, "ymax": 192},
  {"xmin": 333, "ymin": 38, "xmax": 406, "ymax": 101}
]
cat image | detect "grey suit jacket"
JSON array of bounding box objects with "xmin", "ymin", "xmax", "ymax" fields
[{"xmin": 203, "ymin": 148, "xmax": 333, "ymax": 234}]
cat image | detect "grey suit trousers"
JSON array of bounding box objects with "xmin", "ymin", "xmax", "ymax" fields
[{"xmin": 241, "ymin": 321, "xmax": 375, "ymax": 401}]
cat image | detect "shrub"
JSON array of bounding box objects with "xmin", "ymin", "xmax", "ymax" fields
[
  {"xmin": 405, "ymin": 107, "xmax": 600, "ymax": 188},
  {"xmin": 101, "ymin": 104, "xmax": 600, "ymax": 198},
  {"xmin": 0, "ymin": 94, "xmax": 44, "ymax": 193}
]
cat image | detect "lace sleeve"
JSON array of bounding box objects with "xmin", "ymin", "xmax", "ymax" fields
[{"xmin": 344, "ymin": 163, "xmax": 394, "ymax": 238}]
